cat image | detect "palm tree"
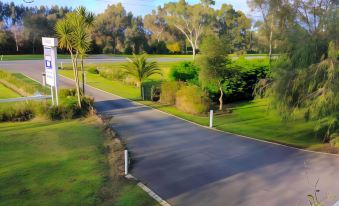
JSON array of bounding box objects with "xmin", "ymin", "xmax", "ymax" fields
[
  {"xmin": 76, "ymin": 7, "xmax": 94, "ymax": 95},
  {"xmin": 55, "ymin": 9, "xmax": 93, "ymax": 107},
  {"xmin": 123, "ymin": 53, "xmax": 162, "ymax": 98},
  {"xmin": 55, "ymin": 15, "xmax": 82, "ymax": 107}
]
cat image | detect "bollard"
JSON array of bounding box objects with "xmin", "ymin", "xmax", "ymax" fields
[
  {"xmin": 42, "ymin": 73, "xmax": 46, "ymax": 86},
  {"xmin": 209, "ymin": 110, "xmax": 213, "ymax": 128},
  {"xmin": 124, "ymin": 150, "xmax": 128, "ymax": 175}
]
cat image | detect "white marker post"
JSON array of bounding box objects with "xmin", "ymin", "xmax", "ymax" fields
[
  {"xmin": 209, "ymin": 110, "xmax": 213, "ymax": 128},
  {"xmin": 124, "ymin": 150, "xmax": 128, "ymax": 175},
  {"xmin": 42, "ymin": 37, "xmax": 59, "ymax": 106}
]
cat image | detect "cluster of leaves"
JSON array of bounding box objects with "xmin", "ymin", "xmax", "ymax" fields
[{"xmin": 169, "ymin": 61, "xmax": 200, "ymax": 85}]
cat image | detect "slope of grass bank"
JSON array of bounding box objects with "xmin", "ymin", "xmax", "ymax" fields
[
  {"xmin": 0, "ymin": 83, "xmax": 20, "ymax": 99},
  {"xmin": 0, "ymin": 117, "xmax": 158, "ymax": 206},
  {"xmin": 59, "ymin": 70, "xmax": 322, "ymax": 149}
]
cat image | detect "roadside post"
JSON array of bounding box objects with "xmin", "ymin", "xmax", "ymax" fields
[
  {"xmin": 209, "ymin": 110, "xmax": 213, "ymax": 128},
  {"xmin": 42, "ymin": 73, "xmax": 46, "ymax": 86},
  {"xmin": 124, "ymin": 150, "xmax": 129, "ymax": 175},
  {"xmin": 42, "ymin": 37, "xmax": 59, "ymax": 106}
]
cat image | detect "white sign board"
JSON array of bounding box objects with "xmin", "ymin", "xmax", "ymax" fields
[{"xmin": 42, "ymin": 37, "xmax": 58, "ymax": 87}]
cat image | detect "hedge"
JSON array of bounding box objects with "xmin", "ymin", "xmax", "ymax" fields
[{"xmin": 176, "ymin": 85, "xmax": 210, "ymax": 115}]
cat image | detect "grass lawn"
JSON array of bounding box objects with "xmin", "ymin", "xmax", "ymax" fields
[
  {"xmin": 0, "ymin": 54, "xmax": 191, "ymax": 61},
  {"xmin": 0, "ymin": 83, "xmax": 20, "ymax": 99},
  {"xmin": 0, "ymin": 117, "xmax": 158, "ymax": 206},
  {"xmin": 0, "ymin": 54, "xmax": 70, "ymax": 61},
  {"xmin": 59, "ymin": 69, "xmax": 322, "ymax": 149}
]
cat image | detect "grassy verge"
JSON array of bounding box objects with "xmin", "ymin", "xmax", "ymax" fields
[
  {"xmin": 0, "ymin": 54, "xmax": 70, "ymax": 61},
  {"xmin": 0, "ymin": 70, "xmax": 48, "ymax": 96},
  {"xmin": 0, "ymin": 117, "xmax": 158, "ymax": 206},
  {"xmin": 0, "ymin": 83, "xmax": 21, "ymax": 99},
  {"xmin": 59, "ymin": 70, "xmax": 322, "ymax": 149}
]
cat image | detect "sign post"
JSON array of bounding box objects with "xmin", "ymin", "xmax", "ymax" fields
[{"xmin": 42, "ymin": 37, "xmax": 59, "ymax": 106}]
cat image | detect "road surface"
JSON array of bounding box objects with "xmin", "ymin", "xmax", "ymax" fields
[{"xmin": 1, "ymin": 59, "xmax": 338, "ymax": 206}]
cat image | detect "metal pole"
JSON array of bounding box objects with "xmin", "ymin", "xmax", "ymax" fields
[
  {"xmin": 209, "ymin": 110, "xmax": 213, "ymax": 128},
  {"xmin": 124, "ymin": 150, "xmax": 128, "ymax": 175},
  {"xmin": 55, "ymin": 86, "xmax": 59, "ymax": 106},
  {"xmin": 50, "ymin": 86, "xmax": 55, "ymax": 106}
]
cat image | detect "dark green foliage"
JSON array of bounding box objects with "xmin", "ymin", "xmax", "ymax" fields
[
  {"xmin": 176, "ymin": 85, "xmax": 210, "ymax": 114},
  {"xmin": 160, "ymin": 81, "xmax": 183, "ymax": 105},
  {"xmin": 228, "ymin": 57, "xmax": 270, "ymax": 101},
  {"xmin": 0, "ymin": 102, "xmax": 35, "ymax": 122},
  {"xmin": 47, "ymin": 96, "xmax": 94, "ymax": 120},
  {"xmin": 169, "ymin": 61, "xmax": 200, "ymax": 84},
  {"xmin": 87, "ymin": 67, "xmax": 99, "ymax": 74}
]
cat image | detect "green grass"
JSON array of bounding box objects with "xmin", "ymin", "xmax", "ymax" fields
[
  {"xmin": 0, "ymin": 84, "xmax": 20, "ymax": 99},
  {"xmin": 0, "ymin": 118, "xmax": 105, "ymax": 205},
  {"xmin": 0, "ymin": 117, "xmax": 158, "ymax": 206},
  {"xmin": 0, "ymin": 54, "xmax": 70, "ymax": 61},
  {"xmin": 0, "ymin": 54, "xmax": 190, "ymax": 61},
  {"xmin": 60, "ymin": 70, "xmax": 322, "ymax": 149}
]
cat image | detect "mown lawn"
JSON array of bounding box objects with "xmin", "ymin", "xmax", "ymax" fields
[
  {"xmin": 0, "ymin": 83, "xmax": 20, "ymax": 99},
  {"xmin": 0, "ymin": 54, "xmax": 70, "ymax": 61},
  {"xmin": 59, "ymin": 70, "xmax": 322, "ymax": 149},
  {"xmin": 0, "ymin": 117, "xmax": 158, "ymax": 206},
  {"xmin": 0, "ymin": 54, "xmax": 191, "ymax": 61}
]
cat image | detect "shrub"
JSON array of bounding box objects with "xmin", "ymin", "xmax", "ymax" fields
[
  {"xmin": 59, "ymin": 88, "xmax": 76, "ymax": 98},
  {"xmin": 87, "ymin": 67, "xmax": 99, "ymax": 74},
  {"xmin": 160, "ymin": 81, "xmax": 183, "ymax": 105},
  {"xmin": 45, "ymin": 96, "xmax": 94, "ymax": 120},
  {"xmin": 169, "ymin": 61, "xmax": 199, "ymax": 84},
  {"xmin": 0, "ymin": 101, "xmax": 47, "ymax": 122},
  {"xmin": 99, "ymin": 68, "xmax": 125, "ymax": 81},
  {"xmin": 176, "ymin": 85, "xmax": 210, "ymax": 114}
]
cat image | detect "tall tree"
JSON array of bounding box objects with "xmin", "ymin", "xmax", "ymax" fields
[
  {"xmin": 55, "ymin": 10, "xmax": 92, "ymax": 107},
  {"xmin": 164, "ymin": 0, "xmax": 214, "ymax": 59},
  {"xmin": 198, "ymin": 36, "xmax": 236, "ymax": 110}
]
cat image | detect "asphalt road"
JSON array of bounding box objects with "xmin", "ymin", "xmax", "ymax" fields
[{"xmin": 1, "ymin": 59, "xmax": 339, "ymax": 206}]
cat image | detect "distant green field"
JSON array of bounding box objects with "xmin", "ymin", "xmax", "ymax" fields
[
  {"xmin": 0, "ymin": 117, "xmax": 158, "ymax": 206},
  {"xmin": 60, "ymin": 70, "xmax": 322, "ymax": 149},
  {"xmin": 0, "ymin": 84, "xmax": 20, "ymax": 99},
  {"xmin": 0, "ymin": 54, "xmax": 70, "ymax": 61},
  {"xmin": 0, "ymin": 54, "xmax": 191, "ymax": 61}
]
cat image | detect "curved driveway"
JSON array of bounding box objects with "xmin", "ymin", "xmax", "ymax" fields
[{"xmin": 1, "ymin": 59, "xmax": 339, "ymax": 206}]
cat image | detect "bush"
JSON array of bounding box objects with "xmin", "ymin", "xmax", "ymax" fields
[
  {"xmin": 169, "ymin": 61, "xmax": 200, "ymax": 84},
  {"xmin": 204, "ymin": 57, "xmax": 270, "ymax": 103},
  {"xmin": 0, "ymin": 101, "xmax": 49, "ymax": 122},
  {"xmin": 99, "ymin": 68, "xmax": 125, "ymax": 81},
  {"xmin": 87, "ymin": 67, "xmax": 99, "ymax": 74},
  {"xmin": 59, "ymin": 88, "xmax": 76, "ymax": 98},
  {"xmin": 45, "ymin": 96, "xmax": 94, "ymax": 120},
  {"xmin": 160, "ymin": 81, "xmax": 183, "ymax": 105},
  {"xmin": 176, "ymin": 85, "xmax": 210, "ymax": 115}
]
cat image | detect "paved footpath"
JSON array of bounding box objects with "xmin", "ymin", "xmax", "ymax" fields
[{"xmin": 1, "ymin": 60, "xmax": 339, "ymax": 206}]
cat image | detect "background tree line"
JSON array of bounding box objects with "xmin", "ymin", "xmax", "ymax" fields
[{"xmin": 0, "ymin": 0, "xmax": 270, "ymax": 56}]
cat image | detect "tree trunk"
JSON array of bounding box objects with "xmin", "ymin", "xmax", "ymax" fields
[
  {"xmin": 81, "ymin": 57, "xmax": 85, "ymax": 95},
  {"xmin": 192, "ymin": 45, "xmax": 196, "ymax": 60},
  {"xmin": 268, "ymin": 22, "xmax": 273, "ymax": 68},
  {"xmin": 219, "ymin": 86, "xmax": 223, "ymax": 111},
  {"xmin": 70, "ymin": 51, "xmax": 82, "ymax": 108}
]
